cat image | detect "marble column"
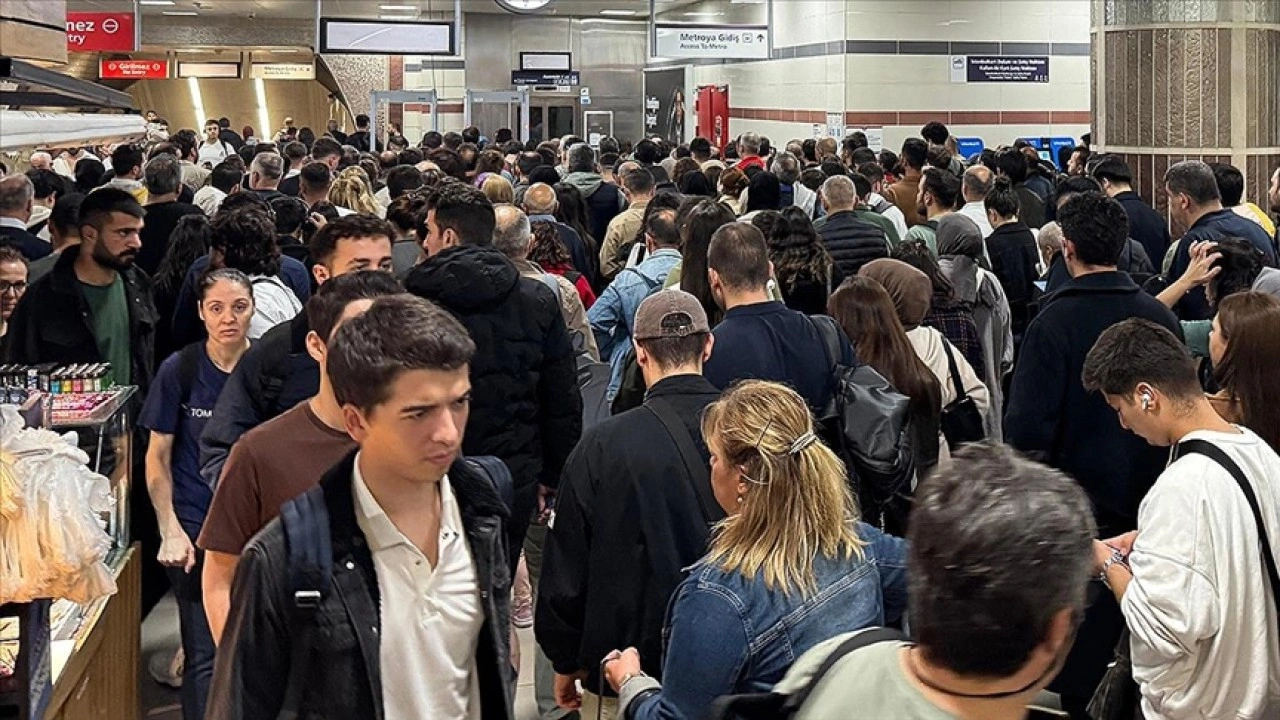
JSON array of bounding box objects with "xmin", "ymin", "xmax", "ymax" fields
[{"xmin": 1092, "ymin": 0, "xmax": 1280, "ymax": 224}]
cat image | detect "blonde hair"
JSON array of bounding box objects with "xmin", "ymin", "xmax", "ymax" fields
[
  {"xmin": 481, "ymin": 174, "xmax": 514, "ymax": 205},
  {"xmin": 328, "ymin": 175, "xmax": 380, "ymax": 216},
  {"xmin": 701, "ymin": 380, "xmax": 864, "ymax": 595}
]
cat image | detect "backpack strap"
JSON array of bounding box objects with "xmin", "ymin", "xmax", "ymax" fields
[
  {"xmin": 1174, "ymin": 439, "xmax": 1280, "ymax": 619},
  {"xmin": 939, "ymin": 338, "xmax": 970, "ymax": 404},
  {"xmin": 622, "ymin": 266, "xmax": 662, "ymax": 292},
  {"xmin": 278, "ymin": 485, "xmax": 332, "ymax": 720},
  {"xmin": 175, "ymin": 342, "xmax": 203, "ymax": 410},
  {"xmin": 782, "ymin": 628, "xmax": 905, "ymax": 712},
  {"xmin": 645, "ymin": 397, "xmax": 718, "ymax": 525},
  {"xmin": 538, "ymin": 273, "xmax": 565, "ymax": 307},
  {"xmin": 464, "ymin": 455, "xmax": 515, "ymax": 513}
]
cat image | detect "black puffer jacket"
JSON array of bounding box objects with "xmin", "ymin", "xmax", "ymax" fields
[
  {"xmin": 814, "ymin": 210, "xmax": 890, "ymax": 277},
  {"xmin": 405, "ymin": 245, "xmax": 582, "ymax": 490}
]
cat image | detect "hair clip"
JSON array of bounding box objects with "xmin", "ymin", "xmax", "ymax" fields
[{"xmin": 789, "ymin": 430, "xmax": 818, "ymax": 456}]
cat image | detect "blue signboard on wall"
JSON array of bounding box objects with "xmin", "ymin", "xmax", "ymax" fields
[{"xmin": 956, "ymin": 137, "xmax": 985, "ymax": 162}]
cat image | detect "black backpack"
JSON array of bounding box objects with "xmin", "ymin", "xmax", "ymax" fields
[
  {"xmin": 274, "ymin": 456, "xmax": 514, "ymax": 719},
  {"xmin": 709, "ymin": 628, "xmax": 904, "ymax": 719},
  {"xmin": 808, "ymin": 315, "xmax": 916, "ymax": 532}
]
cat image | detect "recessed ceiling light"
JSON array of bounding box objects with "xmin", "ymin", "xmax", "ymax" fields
[
  {"xmin": 162, "ymin": 10, "xmax": 198, "ymax": 15},
  {"xmin": 600, "ymin": 9, "xmax": 636, "ymax": 15},
  {"xmin": 937, "ymin": 19, "xmax": 972, "ymax": 26},
  {"xmin": 379, "ymin": 4, "xmax": 416, "ymax": 9},
  {"xmin": 139, "ymin": 0, "xmax": 175, "ymax": 5}
]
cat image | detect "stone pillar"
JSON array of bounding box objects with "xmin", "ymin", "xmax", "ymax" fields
[{"xmin": 1092, "ymin": 0, "xmax": 1280, "ymax": 225}]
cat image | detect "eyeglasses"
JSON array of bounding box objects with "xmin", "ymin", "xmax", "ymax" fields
[{"xmin": 0, "ymin": 281, "xmax": 27, "ymax": 296}]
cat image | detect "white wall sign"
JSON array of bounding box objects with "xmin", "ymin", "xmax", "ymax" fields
[
  {"xmin": 825, "ymin": 112, "xmax": 845, "ymax": 139},
  {"xmin": 251, "ymin": 63, "xmax": 315, "ymax": 80},
  {"xmin": 848, "ymin": 127, "xmax": 885, "ymax": 153},
  {"xmin": 654, "ymin": 25, "xmax": 769, "ymax": 60},
  {"xmin": 177, "ymin": 62, "xmax": 240, "ymax": 79}
]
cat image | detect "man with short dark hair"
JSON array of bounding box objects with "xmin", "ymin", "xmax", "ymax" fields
[
  {"xmin": 347, "ymin": 113, "xmax": 375, "ymax": 153},
  {"xmin": 199, "ymin": 270, "xmax": 400, "ymax": 644},
  {"xmin": 920, "ymin": 120, "xmax": 964, "ymax": 175},
  {"xmin": 702, "ymin": 223, "xmax": 852, "ymax": 413},
  {"xmin": 139, "ymin": 154, "xmax": 202, "ymax": 275},
  {"xmin": 107, "ymin": 144, "xmax": 148, "ymax": 204},
  {"xmin": 309, "ymin": 137, "xmax": 344, "ymax": 172},
  {"xmin": 208, "ymin": 293, "xmax": 515, "ymax": 720},
  {"xmin": 994, "ymin": 147, "xmax": 1046, "ymax": 230},
  {"xmin": 324, "ymin": 118, "xmax": 347, "ymax": 145},
  {"xmin": 6, "ymin": 188, "xmax": 155, "ymax": 387},
  {"xmin": 1091, "ymin": 156, "xmax": 1170, "ymax": 265},
  {"xmin": 787, "ymin": 444, "xmax": 1096, "ymax": 720},
  {"xmin": 589, "ymin": 206, "xmax": 682, "ymax": 398},
  {"xmin": 1005, "ymin": 191, "xmax": 1181, "ymax": 715},
  {"xmin": 563, "ymin": 143, "xmax": 625, "ymax": 247},
  {"xmin": 905, "ymin": 168, "xmax": 960, "ymax": 254},
  {"xmin": 540, "ymin": 289, "xmax": 722, "ymax": 719},
  {"xmin": 1212, "ymin": 162, "xmax": 1276, "ymax": 237},
  {"xmin": 277, "ymin": 141, "xmax": 309, "ymax": 197},
  {"xmin": 599, "ymin": 167, "xmax": 656, "ymax": 280},
  {"xmin": 1165, "ymin": 160, "xmax": 1277, "ymax": 320},
  {"xmin": 689, "ymin": 136, "xmax": 713, "ymax": 165},
  {"xmin": 814, "ymin": 174, "xmax": 890, "ymax": 275},
  {"xmin": 199, "ymin": 120, "xmax": 235, "ymax": 167},
  {"xmin": 217, "ymin": 117, "xmax": 243, "ymax": 151},
  {"xmin": 1082, "ymin": 319, "xmax": 1280, "ymax": 720},
  {"xmin": 299, "ymin": 161, "xmax": 344, "ymax": 213},
  {"xmin": 856, "ymin": 161, "xmax": 909, "ymax": 239},
  {"xmin": 0, "ymin": 175, "xmax": 54, "ymax": 260},
  {"xmin": 27, "ymin": 192, "xmax": 84, "ymax": 284},
  {"xmin": 194, "ymin": 161, "xmax": 242, "ymax": 217},
  {"xmin": 25, "ymin": 168, "xmax": 64, "ymax": 239},
  {"xmin": 886, "ymin": 138, "xmax": 928, "ymax": 227},
  {"xmin": 405, "ymin": 183, "xmax": 582, "ymax": 573}
]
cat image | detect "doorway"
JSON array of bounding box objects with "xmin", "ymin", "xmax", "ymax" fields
[{"xmin": 526, "ymin": 97, "xmax": 579, "ymax": 143}]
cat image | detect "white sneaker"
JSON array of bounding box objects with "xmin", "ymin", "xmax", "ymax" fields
[{"xmin": 148, "ymin": 647, "xmax": 183, "ymax": 689}]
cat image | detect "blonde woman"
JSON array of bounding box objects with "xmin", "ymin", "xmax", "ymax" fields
[
  {"xmin": 480, "ymin": 173, "xmax": 514, "ymax": 205},
  {"xmin": 328, "ymin": 173, "xmax": 383, "ymax": 217},
  {"xmin": 601, "ymin": 380, "xmax": 908, "ymax": 720}
]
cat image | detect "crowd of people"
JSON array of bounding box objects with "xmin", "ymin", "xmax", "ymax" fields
[{"xmin": 3, "ymin": 112, "xmax": 1280, "ymax": 720}]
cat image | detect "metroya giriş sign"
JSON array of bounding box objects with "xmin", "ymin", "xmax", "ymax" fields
[{"xmin": 653, "ymin": 25, "xmax": 770, "ymax": 60}]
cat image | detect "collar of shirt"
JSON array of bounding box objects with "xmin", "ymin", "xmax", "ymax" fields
[
  {"xmin": 0, "ymin": 217, "xmax": 27, "ymax": 230},
  {"xmin": 352, "ymin": 452, "xmax": 462, "ymax": 553}
]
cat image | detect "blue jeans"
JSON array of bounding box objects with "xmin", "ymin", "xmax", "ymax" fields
[{"xmin": 166, "ymin": 550, "xmax": 216, "ymax": 720}]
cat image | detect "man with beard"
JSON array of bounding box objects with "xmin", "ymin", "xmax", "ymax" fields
[{"xmin": 4, "ymin": 187, "xmax": 157, "ymax": 390}]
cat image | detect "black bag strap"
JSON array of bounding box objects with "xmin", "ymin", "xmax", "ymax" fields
[
  {"xmin": 782, "ymin": 627, "xmax": 905, "ymax": 711},
  {"xmin": 939, "ymin": 338, "xmax": 969, "ymax": 404},
  {"xmin": 278, "ymin": 485, "xmax": 332, "ymax": 720},
  {"xmin": 175, "ymin": 342, "xmax": 203, "ymax": 410},
  {"xmin": 1174, "ymin": 439, "xmax": 1280, "ymax": 618},
  {"xmin": 645, "ymin": 396, "xmax": 719, "ymax": 525},
  {"xmin": 465, "ymin": 455, "xmax": 515, "ymax": 513}
]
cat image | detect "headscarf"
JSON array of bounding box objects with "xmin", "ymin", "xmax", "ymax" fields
[
  {"xmin": 935, "ymin": 214, "xmax": 984, "ymax": 304},
  {"xmin": 860, "ymin": 258, "xmax": 932, "ymax": 330}
]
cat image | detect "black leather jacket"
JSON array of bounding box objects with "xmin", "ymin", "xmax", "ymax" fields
[{"xmin": 208, "ymin": 451, "xmax": 515, "ymax": 720}]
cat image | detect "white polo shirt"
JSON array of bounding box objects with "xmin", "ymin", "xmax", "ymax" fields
[{"xmin": 353, "ymin": 455, "xmax": 485, "ymax": 720}]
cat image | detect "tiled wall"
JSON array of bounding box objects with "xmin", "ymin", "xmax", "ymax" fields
[{"xmin": 401, "ymin": 59, "xmax": 467, "ymax": 138}]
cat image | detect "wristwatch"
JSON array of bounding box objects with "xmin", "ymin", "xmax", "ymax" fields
[{"xmin": 1099, "ymin": 547, "xmax": 1128, "ymax": 588}]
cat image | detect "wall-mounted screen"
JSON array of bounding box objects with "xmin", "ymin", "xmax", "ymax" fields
[
  {"xmin": 520, "ymin": 52, "xmax": 571, "ymax": 71},
  {"xmin": 319, "ymin": 18, "xmax": 454, "ymax": 55}
]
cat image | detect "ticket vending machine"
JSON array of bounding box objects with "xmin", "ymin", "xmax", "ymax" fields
[
  {"xmin": 1020, "ymin": 136, "xmax": 1078, "ymax": 169},
  {"xmin": 696, "ymin": 85, "xmax": 730, "ymax": 155}
]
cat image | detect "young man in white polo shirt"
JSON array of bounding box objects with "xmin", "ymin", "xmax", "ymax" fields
[{"xmin": 208, "ymin": 294, "xmax": 515, "ymax": 720}]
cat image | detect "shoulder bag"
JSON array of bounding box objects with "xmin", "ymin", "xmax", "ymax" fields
[{"xmin": 938, "ymin": 339, "xmax": 985, "ymax": 447}]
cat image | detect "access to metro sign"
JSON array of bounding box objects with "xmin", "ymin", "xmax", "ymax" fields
[
  {"xmin": 100, "ymin": 60, "xmax": 167, "ymax": 80},
  {"xmin": 66, "ymin": 12, "xmax": 136, "ymax": 53}
]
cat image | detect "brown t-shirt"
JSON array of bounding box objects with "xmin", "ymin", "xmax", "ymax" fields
[{"xmin": 197, "ymin": 401, "xmax": 355, "ymax": 555}]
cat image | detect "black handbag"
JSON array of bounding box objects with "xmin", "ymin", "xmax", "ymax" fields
[{"xmin": 939, "ymin": 340, "xmax": 986, "ymax": 447}]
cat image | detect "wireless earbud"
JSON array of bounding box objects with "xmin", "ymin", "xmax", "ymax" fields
[{"xmin": 1141, "ymin": 392, "xmax": 1154, "ymax": 411}]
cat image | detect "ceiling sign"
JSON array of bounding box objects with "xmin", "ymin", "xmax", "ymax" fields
[
  {"xmin": 66, "ymin": 12, "xmax": 136, "ymax": 53},
  {"xmin": 250, "ymin": 63, "xmax": 316, "ymax": 80},
  {"xmin": 178, "ymin": 62, "xmax": 241, "ymax": 79},
  {"xmin": 99, "ymin": 59, "xmax": 167, "ymax": 80},
  {"xmin": 512, "ymin": 70, "xmax": 580, "ymax": 86},
  {"xmin": 654, "ymin": 24, "xmax": 769, "ymax": 60}
]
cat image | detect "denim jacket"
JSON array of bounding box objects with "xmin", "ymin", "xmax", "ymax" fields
[
  {"xmin": 587, "ymin": 247, "xmax": 682, "ymax": 398},
  {"xmin": 620, "ymin": 522, "xmax": 908, "ymax": 720}
]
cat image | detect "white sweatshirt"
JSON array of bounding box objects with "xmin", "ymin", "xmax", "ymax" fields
[{"xmin": 1124, "ymin": 428, "xmax": 1280, "ymax": 720}]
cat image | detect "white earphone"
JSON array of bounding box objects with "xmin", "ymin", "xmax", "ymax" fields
[{"xmin": 1141, "ymin": 392, "xmax": 1154, "ymax": 411}]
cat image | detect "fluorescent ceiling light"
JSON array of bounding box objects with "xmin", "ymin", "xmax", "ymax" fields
[
  {"xmin": 163, "ymin": 10, "xmax": 199, "ymax": 15},
  {"xmin": 729, "ymin": 0, "xmax": 765, "ymax": 3},
  {"xmin": 378, "ymin": 13, "xmax": 417, "ymax": 19},
  {"xmin": 139, "ymin": 0, "xmax": 175, "ymax": 5},
  {"xmin": 683, "ymin": 11, "xmax": 724, "ymax": 16},
  {"xmin": 600, "ymin": 9, "xmax": 636, "ymax": 15},
  {"xmin": 937, "ymin": 19, "xmax": 972, "ymax": 26},
  {"xmin": 379, "ymin": 4, "xmax": 417, "ymax": 9}
]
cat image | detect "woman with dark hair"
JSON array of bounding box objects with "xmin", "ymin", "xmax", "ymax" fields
[
  {"xmin": 209, "ymin": 208, "xmax": 301, "ymax": 339},
  {"xmin": 153, "ymin": 214, "xmax": 213, "ymax": 362},
  {"xmin": 475, "ymin": 149, "xmax": 506, "ymax": 177},
  {"xmin": 554, "ymin": 181, "xmax": 599, "ymax": 263},
  {"xmin": 748, "ymin": 209, "xmax": 781, "ymax": 242},
  {"xmin": 530, "ymin": 220, "xmax": 596, "ymax": 310},
  {"xmin": 891, "ymin": 239, "xmax": 986, "ymax": 379},
  {"xmin": 740, "ymin": 171, "xmax": 781, "ymax": 221},
  {"xmin": 829, "ymin": 275, "xmax": 943, "ymax": 499},
  {"xmin": 1210, "ymin": 292, "xmax": 1280, "ymax": 450},
  {"xmin": 860, "ymin": 258, "xmax": 990, "ymax": 450},
  {"xmin": 672, "ymin": 157, "xmax": 701, "ymax": 188},
  {"xmin": 717, "ymin": 167, "xmax": 749, "ymax": 215},
  {"xmin": 73, "ymin": 157, "xmax": 107, "ymax": 194},
  {"xmin": 877, "ymin": 149, "xmax": 900, "ymax": 184},
  {"xmin": 984, "ymin": 176, "xmax": 1039, "ymax": 341},
  {"xmin": 666, "ymin": 198, "xmax": 736, "ymax": 326},
  {"xmin": 767, "ymin": 206, "xmax": 842, "ymax": 315},
  {"xmin": 678, "ymin": 170, "xmax": 713, "ymax": 197},
  {"xmin": 936, "ymin": 214, "xmax": 1011, "ymax": 440}
]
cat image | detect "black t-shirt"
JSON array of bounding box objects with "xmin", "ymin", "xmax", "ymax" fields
[{"xmin": 138, "ymin": 201, "xmax": 203, "ymax": 275}]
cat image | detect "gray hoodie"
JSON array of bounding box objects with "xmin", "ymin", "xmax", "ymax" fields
[
  {"xmin": 563, "ymin": 171, "xmax": 605, "ymax": 198},
  {"xmin": 1252, "ymin": 266, "xmax": 1280, "ymax": 297}
]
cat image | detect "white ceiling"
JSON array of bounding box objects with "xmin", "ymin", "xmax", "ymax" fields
[{"xmin": 67, "ymin": 0, "xmax": 702, "ymax": 20}]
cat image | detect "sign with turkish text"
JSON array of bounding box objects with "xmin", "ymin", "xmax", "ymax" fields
[
  {"xmin": 99, "ymin": 59, "xmax": 167, "ymax": 80},
  {"xmin": 66, "ymin": 12, "xmax": 135, "ymax": 53},
  {"xmin": 511, "ymin": 70, "xmax": 579, "ymax": 86},
  {"xmin": 654, "ymin": 25, "xmax": 769, "ymax": 60},
  {"xmin": 250, "ymin": 63, "xmax": 315, "ymax": 80},
  {"xmin": 956, "ymin": 55, "xmax": 1050, "ymax": 83}
]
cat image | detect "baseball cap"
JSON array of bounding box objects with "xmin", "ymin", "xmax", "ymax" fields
[{"xmin": 633, "ymin": 289, "xmax": 711, "ymax": 341}]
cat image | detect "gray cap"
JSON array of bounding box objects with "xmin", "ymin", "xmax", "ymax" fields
[{"xmin": 633, "ymin": 289, "xmax": 710, "ymax": 341}]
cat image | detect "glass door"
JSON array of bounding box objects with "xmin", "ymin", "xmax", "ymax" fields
[{"xmin": 527, "ymin": 97, "xmax": 579, "ymax": 142}]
